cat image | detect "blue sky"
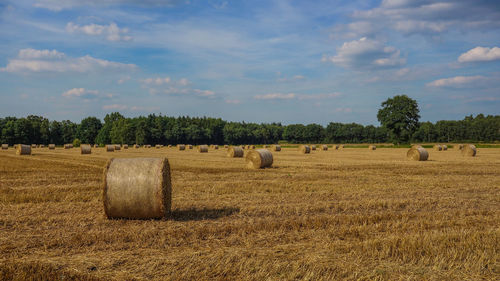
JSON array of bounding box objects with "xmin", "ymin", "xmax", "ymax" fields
[{"xmin": 0, "ymin": 0, "xmax": 499, "ymax": 125}]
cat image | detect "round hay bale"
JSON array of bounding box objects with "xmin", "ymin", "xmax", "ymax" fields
[
  {"xmin": 123, "ymin": 144, "xmax": 128, "ymax": 149},
  {"xmin": 322, "ymin": 145, "xmax": 328, "ymax": 151},
  {"xmin": 48, "ymin": 144, "xmax": 55, "ymax": 150},
  {"xmin": 39, "ymin": 144, "xmax": 44, "ymax": 148},
  {"xmin": 1, "ymin": 144, "xmax": 8, "ymax": 150},
  {"xmin": 114, "ymin": 145, "xmax": 121, "ymax": 151},
  {"xmin": 81, "ymin": 144, "xmax": 92, "ymax": 155},
  {"xmin": 103, "ymin": 157, "xmax": 172, "ymax": 219},
  {"xmin": 31, "ymin": 144, "xmax": 37, "ymax": 148},
  {"xmin": 94, "ymin": 144, "xmax": 99, "ymax": 148},
  {"xmin": 188, "ymin": 144, "xmax": 193, "ymax": 149},
  {"xmin": 155, "ymin": 145, "xmax": 161, "ymax": 149},
  {"xmin": 442, "ymin": 145, "xmax": 448, "ymax": 151},
  {"xmin": 167, "ymin": 145, "xmax": 172, "ymax": 148},
  {"xmin": 311, "ymin": 145, "xmax": 316, "ymax": 151},
  {"xmin": 263, "ymin": 145, "xmax": 268, "ymax": 149},
  {"xmin": 214, "ymin": 145, "xmax": 219, "ymax": 150},
  {"xmin": 462, "ymin": 144, "xmax": 477, "ymax": 157},
  {"xmin": 198, "ymin": 145, "xmax": 208, "ymax": 153},
  {"xmin": 227, "ymin": 146, "xmax": 244, "ymax": 158},
  {"xmin": 273, "ymin": 145, "xmax": 281, "ymax": 152},
  {"xmin": 16, "ymin": 144, "xmax": 31, "ymax": 155},
  {"xmin": 224, "ymin": 145, "xmax": 228, "ymax": 148},
  {"xmin": 434, "ymin": 144, "xmax": 442, "ymax": 151},
  {"xmin": 64, "ymin": 144, "xmax": 73, "ymax": 149},
  {"xmin": 106, "ymin": 145, "xmax": 115, "ymax": 152},
  {"xmin": 134, "ymin": 144, "xmax": 139, "ymax": 148},
  {"xmin": 456, "ymin": 144, "xmax": 464, "ymax": 150},
  {"xmin": 246, "ymin": 149, "xmax": 273, "ymax": 169},
  {"xmin": 178, "ymin": 144, "xmax": 186, "ymax": 151},
  {"xmin": 369, "ymin": 145, "xmax": 376, "ymax": 150},
  {"xmin": 299, "ymin": 145, "xmax": 310, "ymax": 154},
  {"xmin": 407, "ymin": 147, "xmax": 429, "ymax": 161}
]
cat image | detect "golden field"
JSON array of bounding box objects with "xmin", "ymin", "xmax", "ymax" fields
[{"xmin": 0, "ymin": 146, "xmax": 499, "ymax": 280}]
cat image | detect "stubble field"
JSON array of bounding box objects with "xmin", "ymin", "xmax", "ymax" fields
[{"xmin": 0, "ymin": 146, "xmax": 499, "ymax": 280}]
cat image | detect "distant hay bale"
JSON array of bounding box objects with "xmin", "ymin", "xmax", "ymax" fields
[
  {"xmin": 263, "ymin": 145, "xmax": 268, "ymax": 148},
  {"xmin": 188, "ymin": 144, "xmax": 193, "ymax": 149},
  {"xmin": 168, "ymin": 145, "xmax": 172, "ymax": 148},
  {"xmin": 227, "ymin": 146, "xmax": 244, "ymax": 158},
  {"xmin": 273, "ymin": 145, "xmax": 281, "ymax": 152},
  {"xmin": 16, "ymin": 144, "xmax": 31, "ymax": 155},
  {"xmin": 178, "ymin": 144, "xmax": 186, "ymax": 150},
  {"xmin": 456, "ymin": 144, "xmax": 464, "ymax": 150},
  {"xmin": 1, "ymin": 144, "xmax": 8, "ymax": 150},
  {"xmin": 31, "ymin": 144, "xmax": 36, "ymax": 148},
  {"xmin": 134, "ymin": 144, "xmax": 139, "ymax": 148},
  {"xmin": 246, "ymin": 149, "xmax": 273, "ymax": 169},
  {"xmin": 299, "ymin": 145, "xmax": 311, "ymax": 154},
  {"xmin": 155, "ymin": 145, "xmax": 161, "ymax": 149},
  {"xmin": 311, "ymin": 145, "xmax": 316, "ymax": 151},
  {"xmin": 322, "ymin": 145, "xmax": 328, "ymax": 151},
  {"xmin": 94, "ymin": 144, "xmax": 98, "ymax": 148},
  {"xmin": 434, "ymin": 144, "xmax": 442, "ymax": 151},
  {"xmin": 214, "ymin": 145, "xmax": 219, "ymax": 150},
  {"xmin": 80, "ymin": 144, "xmax": 92, "ymax": 155},
  {"xmin": 462, "ymin": 144, "xmax": 477, "ymax": 157},
  {"xmin": 39, "ymin": 144, "xmax": 44, "ymax": 148},
  {"xmin": 339, "ymin": 144, "xmax": 344, "ymax": 149},
  {"xmin": 106, "ymin": 145, "xmax": 115, "ymax": 152},
  {"xmin": 64, "ymin": 144, "xmax": 73, "ymax": 149},
  {"xmin": 369, "ymin": 145, "xmax": 376, "ymax": 150},
  {"xmin": 103, "ymin": 157, "xmax": 172, "ymax": 219},
  {"xmin": 48, "ymin": 144, "xmax": 55, "ymax": 150},
  {"xmin": 224, "ymin": 145, "xmax": 228, "ymax": 148},
  {"xmin": 407, "ymin": 147, "xmax": 429, "ymax": 161},
  {"xmin": 123, "ymin": 144, "xmax": 128, "ymax": 149},
  {"xmin": 442, "ymin": 145, "xmax": 448, "ymax": 151},
  {"xmin": 198, "ymin": 145, "xmax": 208, "ymax": 153},
  {"xmin": 114, "ymin": 145, "xmax": 121, "ymax": 151}
]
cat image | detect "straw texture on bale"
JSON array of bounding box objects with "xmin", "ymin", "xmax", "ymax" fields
[
  {"xmin": 16, "ymin": 144, "xmax": 31, "ymax": 155},
  {"xmin": 434, "ymin": 144, "xmax": 442, "ymax": 151},
  {"xmin": 123, "ymin": 144, "xmax": 128, "ymax": 149},
  {"xmin": 227, "ymin": 146, "xmax": 244, "ymax": 158},
  {"xmin": 1, "ymin": 144, "xmax": 8, "ymax": 150},
  {"xmin": 311, "ymin": 145, "xmax": 316, "ymax": 151},
  {"xmin": 245, "ymin": 149, "xmax": 273, "ymax": 169},
  {"xmin": 80, "ymin": 144, "xmax": 92, "ymax": 155},
  {"xmin": 322, "ymin": 145, "xmax": 328, "ymax": 151},
  {"xmin": 407, "ymin": 147, "xmax": 429, "ymax": 161},
  {"xmin": 178, "ymin": 144, "xmax": 186, "ymax": 151},
  {"xmin": 48, "ymin": 144, "xmax": 55, "ymax": 150},
  {"xmin": 369, "ymin": 145, "xmax": 376, "ymax": 150},
  {"xmin": 198, "ymin": 145, "xmax": 208, "ymax": 153},
  {"xmin": 114, "ymin": 145, "xmax": 121, "ymax": 151},
  {"xmin": 412, "ymin": 144, "xmax": 422, "ymax": 149},
  {"xmin": 273, "ymin": 145, "xmax": 281, "ymax": 152},
  {"xmin": 442, "ymin": 145, "xmax": 448, "ymax": 151},
  {"xmin": 300, "ymin": 145, "xmax": 311, "ymax": 154},
  {"xmin": 103, "ymin": 157, "xmax": 172, "ymax": 219},
  {"xmin": 462, "ymin": 144, "xmax": 477, "ymax": 157},
  {"xmin": 106, "ymin": 145, "xmax": 115, "ymax": 152}
]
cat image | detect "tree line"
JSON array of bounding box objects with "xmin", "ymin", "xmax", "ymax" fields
[{"xmin": 0, "ymin": 112, "xmax": 498, "ymax": 145}]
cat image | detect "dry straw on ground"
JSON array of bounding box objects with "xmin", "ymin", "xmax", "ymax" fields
[
  {"xmin": 339, "ymin": 144, "xmax": 344, "ymax": 149},
  {"xmin": 178, "ymin": 144, "xmax": 186, "ymax": 151},
  {"xmin": 407, "ymin": 147, "xmax": 429, "ymax": 161},
  {"xmin": 1, "ymin": 144, "xmax": 7, "ymax": 150},
  {"xmin": 16, "ymin": 144, "xmax": 31, "ymax": 155},
  {"xmin": 245, "ymin": 149, "xmax": 273, "ymax": 169},
  {"xmin": 273, "ymin": 145, "xmax": 281, "ymax": 151},
  {"xmin": 434, "ymin": 144, "xmax": 442, "ymax": 151},
  {"xmin": 80, "ymin": 144, "xmax": 92, "ymax": 155},
  {"xmin": 322, "ymin": 145, "xmax": 328, "ymax": 151},
  {"xmin": 300, "ymin": 145, "xmax": 311, "ymax": 154},
  {"xmin": 106, "ymin": 145, "xmax": 115, "ymax": 152},
  {"xmin": 227, "ymin": 146, "xmax": 244, "ymax": 158},
  {"xmin": 103, "ymin": 157, "xmax": 172, "ymax": 219},
  {"xmin": 462, "ymin": 144, "xmax": 477, "ymax": 157},
  {"xmin": 198, "ymin": 145, "xmax": 208, "ymax": 153},
  {"xmin": 48, "ymin": 144, "xmax": 55, "ymax": 150}
]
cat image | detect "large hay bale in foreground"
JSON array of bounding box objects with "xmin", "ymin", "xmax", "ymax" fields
[
  {"xmin": 462, "ymin": 144, "xmax": 477, "ymax": 157},
  {"xmin": 299, "ymin": 145, "xmax": 310, "ymax": 154},
  {"xmin": 442, "ymin": 145, "xmax": 448, "ymax": 151},
  {"xmin": 407, "ymin": 147, "xmax": 429, "ymax": 161},
  {"xmin": 369, "ymin": 145, "xmax": 376, "ymax": 150},
  {"xmin": 198, "ymin": 145, "xmax": 208, "ymax": 153},
  {"xmin": 227, "ymin": 146, "xmax": 244, "ymax": 158},
  {"xmin": 434, "ymin": 144, "xmax": 442, "ymax": 151},
  {"xmin": 48, "ymin": 144, "xmax": 55, "ymax": 150},
  {"xmin": 81, "ymin": 144, "xmax": 92, "ymax": 155},
  {"xmin": 246, "ymin": 149, "xmax": 273, "ymax": 169},
  {"xmin": 178, "ymin": 144, "xmax": 186, "ymax": 150},
  {"xmin": 1, "ymin": 144, "xmax": 8, "ymax": 150},
  {"xmin": 322, "ymin": 145, "xmax": 328, "ymax": 151},
  {"xmin": 103, "ymin": 157, "xmax": 172, "ymax": 219},
  {"xmin": 106, "ymin": 145, "xmax": 115, "ymax": 152},
  {"xmin": 16, "ymin": 144, "xmax": 31, "ymax": 155},
  {"xmin": 273, "ymin": 145, "xmax": 281, "ymax": 152}
]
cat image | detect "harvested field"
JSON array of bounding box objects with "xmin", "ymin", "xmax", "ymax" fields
[{"xmin": 0, "ymin": 147, "xmax": 499, "ymax": 280}]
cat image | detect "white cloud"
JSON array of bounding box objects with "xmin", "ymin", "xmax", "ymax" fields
[
  {"xmin": 254, "ymin": 92, "xmax": 342, "ymax": 100},
  {"xmin": 426, "ymin": 75, "xmax": 486, "ymax": 88},
  {"xmin": 66, "ymin": 22, "xmax": 132, "ymax": 42},
  {"xmin": 298, "ymin": 92, "xmax": 342, "ymax": 100},
  {"xmin": 34, "ymin": 0, "xmax": 180, "ymax": 11},
  {"xmin": 1, "ymin": 48, "xmax": 137, "ymax": 73},
  {"xmin": 254, "ymin": 93, "xmax": 296, "ymax": 100},
  {"xmin": 277, "ymin": 74, "xmax": 306, "ymax": 82},
  {"xmin": 117, "ymin": 76, "xmax": 130, "ymax": 84},
  {"xmin": 225, "ymin": 99, "xmax": 241, "ymax": 104},
  {"xmin": 102, "ymin": 104, "xmax": 128, "ymax": 110},
  {"xmin": 177, "ymin": 78, "xmax": 190, "ymax": 86},
  {"xmin": 193, "ymin": 89, "xmax": 215, "ymax": 97},
  {"xmin": 62, "ymin": 88, "xmax": 114, "ymax": 99},
  {"xmin": 324, "ymin": 37, "xmax": 405, "ymax": 69},
  {"xmin": 335, "ymin": 107, "xmax": 353, "ymax": 113},
  {"xmin": 458, "ymin": 46, "xmax": 500, "ymax": 63},
  {"xmin": 141, "ymin": 77, "xmax": 171, "ymax": 85}
]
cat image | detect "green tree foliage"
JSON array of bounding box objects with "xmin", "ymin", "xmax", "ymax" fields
[
  {"xmin": 77, "ymin": 117, "xmax": 102, "ymax": 144},
  {"xmin": 377, "ymin": 95, "xmax": 420, "ymax": 144}
]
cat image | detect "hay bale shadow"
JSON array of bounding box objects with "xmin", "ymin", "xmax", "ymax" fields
[{"xmin": 170, "ymin": 207, "xmax": 239, "ymax": 221}]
